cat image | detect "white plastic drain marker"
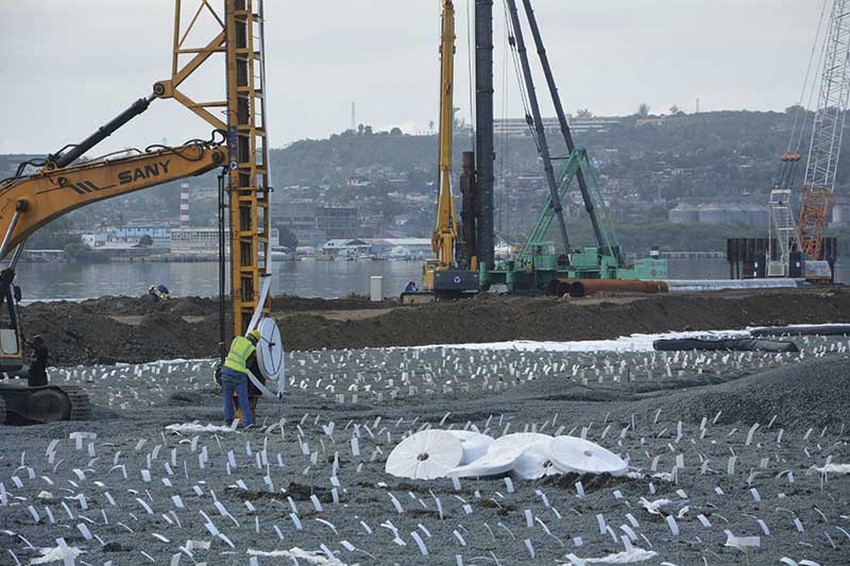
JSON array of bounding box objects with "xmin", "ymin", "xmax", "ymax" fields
[
  {"xmin": 550, "ymin": 436, "xmax": 628, "ymax": 476},
  {"xmin": 385, "ymin": 430, "xmax": 463, "ymax": 480}
]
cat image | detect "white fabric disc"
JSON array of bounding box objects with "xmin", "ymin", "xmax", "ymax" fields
[
  {"xmin": 446, "ymin": 445, "xmax": 524, "ymax": 478},
  {"xmin": 511, "ymin": 439, "xmax": 560, "ymax": 480},
  {"xmin": 256, "ymin": 318, "xmax": 284, "ymax": 383},
  {"xmin": 385, "ymin": 430, "xmax": 464, "ymax": 480},
  {"xmin": 446, "ymin": 431, "xmax": 494, "ymax": 465},
  {"xmin": 549, "ymin": 436, "xmax": 628, "ymax": 476},
  {"xmin": 491, "ymin": 432, "xmax": 554, "ymax": 452}
]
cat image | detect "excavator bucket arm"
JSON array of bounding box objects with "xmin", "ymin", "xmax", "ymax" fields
[{"xmin": 0, "ymin": 137, "xmax": 225, "ymax": 258}]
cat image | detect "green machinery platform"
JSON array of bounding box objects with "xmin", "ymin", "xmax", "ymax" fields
[{"xmin": 483, "ymin": 148, "xmax": 668, "ymax": 293}]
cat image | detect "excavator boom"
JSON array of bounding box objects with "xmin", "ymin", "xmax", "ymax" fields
[
  {"xmin": 0, "ymin": 136, "xmax": 225, "ymax": 258},
  {"xmin": 0, "ymin": 135, "xmax": 225, "ymax": 425}
]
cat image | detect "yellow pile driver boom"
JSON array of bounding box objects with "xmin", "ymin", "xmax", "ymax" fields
[
  {"xmin": 421, "ymin": 0, "xmax": 479, "ymax": 298},
  {"xmin": 431, "ymin": 0, "xmax": 459, "ymax": 275}
]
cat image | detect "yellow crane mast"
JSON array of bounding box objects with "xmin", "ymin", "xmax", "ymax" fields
[
  {"xmin": 420, "ymin": 0, "xmax": 479, "ymax": 299},
  {"xmin": 432, "ymin": 0, "xmax": 458, "ymax": 276},
  {"xmin": 154, "ymin": 0, "xmax": 272, "ymax": 335}
]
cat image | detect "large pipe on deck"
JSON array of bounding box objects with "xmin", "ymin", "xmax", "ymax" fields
[
  {"xmin": 547, "ymin": 277, "xmax": 806, "ymax": 298},
  {"xmin": 569, "ymin": 279, "xmax": 668, "ymax": 297},
  {"xmin": 662, "ymin": 279, "xmax": 804, "ymax": 293}
]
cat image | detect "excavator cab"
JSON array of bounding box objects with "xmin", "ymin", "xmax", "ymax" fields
[
  {"xmin": 0, "ymin": 268, "xmax": 24, "ymax": 373},
  {"xmin": 0, "ymin": 266, "xmax": 90, "ymax": 425}
]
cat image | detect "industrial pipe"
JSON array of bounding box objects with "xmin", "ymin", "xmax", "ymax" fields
[
  {"xmin": 569, "ymin": 279, "xmax": 668, "ymax": 298},
  {"xmin": 662, "ymin": 279, "xmax": 804, "ymax": 293},
  {"xmin": 547, "ymin": 277, "xmax": 805, "ymax": 298},
  {"xmin": 653, "ymin": 338, "xmax": 799, "ymax": 353},
  {"xmin": 545, "ymin": 278, "xmax": 575, "ymax": 297}
]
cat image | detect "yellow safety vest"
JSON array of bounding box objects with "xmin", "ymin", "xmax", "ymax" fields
[{"xmin": 223, "ymin": 336, "xmax": 255, "ymax": 373}]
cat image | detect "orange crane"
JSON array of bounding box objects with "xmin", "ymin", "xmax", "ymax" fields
[{"xmin": 796, "ymin": 0, "xmax": 849, "ymax": 274}]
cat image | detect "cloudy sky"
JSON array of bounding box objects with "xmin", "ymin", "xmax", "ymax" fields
[{"xmin": 0, "ymin": 0, "xmax": 823, "ymax": 154}]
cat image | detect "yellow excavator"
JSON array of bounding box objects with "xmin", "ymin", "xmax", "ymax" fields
[
  {"xmin": 407, "ymin": 0, "xmax": 479, "ymax": 303},
  {"xmin": 0, "ymin": 98, "xmax": 226, "ymax": 423},
  {"xmin": 0, "ymin": 0, "xmax": 274, "ymax": 424}
]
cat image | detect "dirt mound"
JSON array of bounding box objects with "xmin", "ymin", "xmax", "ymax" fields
[
  {"xmin": 279, "ymin": 287, "xmax": 850, "ymax": 350},
  {"xmin": 78, "ymin": 295, "xmax": 220, "ymax": 317},
  {"xmin": 21, "ymin": 301, "xmax": 218, "ymax": 366},
  {"xmin": 16, "ymin": 286, "xmax": 850, "ymax": 367},
  {"xmin": 629, "ymin": 356, "xmax": 850, "ymax": 428}
]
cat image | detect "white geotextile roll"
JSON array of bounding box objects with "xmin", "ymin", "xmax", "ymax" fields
[
  {"xmin": 511, "ymin": 439, "xmax": 560, "ymax": 480},
  {"xmin": 256, "ymin": 318, "xmax": 284, "ymax": 383},
  {"xmin": 446, "ymin": 445, "xmax": 524, "ymax": 478},
  {"xmin": 446, "ymin": 430, "xmax": 494, "ymax": 465},
  {"xmin": 488, "ymin": 432, "xmax": 556, "ymax": 480},
  {"xmin": 385, "ymin": 430, "xmax": 464, "ymax": 480},
  {"xmin": 490, "ymin": 432, "xmax": 554, "ymax": 452},
  {"xmin": 549, "ymin": 436, "xmax": 628, "ymax": 476}
]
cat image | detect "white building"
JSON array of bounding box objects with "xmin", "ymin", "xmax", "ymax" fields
[
  {"xmin": 170, "ymin": 228, "xmax": 220, "ymax": 255},
  {"xmin": 170, "ymin": 227, "xmax": 280, "ymax": 256}
]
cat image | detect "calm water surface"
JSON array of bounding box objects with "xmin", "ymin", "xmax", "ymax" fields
[{"xmin": 11, "ymin": 258, "xmax": 848, "ymax": 301}]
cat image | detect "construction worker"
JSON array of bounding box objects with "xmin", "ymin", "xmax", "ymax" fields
[
  {"xmin": 221, "ymin": 329, "xmax": 260, "ymax": 428},
  {"xmin": 22, "ymin": 335, "xmax": 48, "ymax": 387},
  {"xmin": 404, "ymin": 280, "xmax": 418, "ymax": 293},
  {"xmin": 148, "ymin": 284, "xmax": 170, "ymax": 303}
]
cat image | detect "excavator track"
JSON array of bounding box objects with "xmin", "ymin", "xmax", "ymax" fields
[
  {"xmin": 0, "ymin": 382, "xmax": 91, "ymax": 425},
  {"xmin": 58, "ymin": 384, "xmax": 92, "ymax": 421}
]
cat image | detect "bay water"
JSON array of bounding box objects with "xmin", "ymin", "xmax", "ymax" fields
[{"xmin": 12, "ymin": 258, "xmax": 847, "ymax": 302}]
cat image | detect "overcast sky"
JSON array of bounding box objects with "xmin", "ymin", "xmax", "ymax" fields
[{"xmin": 0, "ymin": 0, "xmax": 823, "ymax": 155}]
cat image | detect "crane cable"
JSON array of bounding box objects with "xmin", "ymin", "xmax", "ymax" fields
[
  {"xmin": 502, "ymin": 0, "xmax": 540, "ymax": 151},
  {"xmin": 498, "ymin": 5, "xmax": 512, "ymax": 239},
  {"xmin": 467, "ymin": 0, "xmax": 476, "ymax": 145},
  {"xmin": 787, "ymin": 0, "xmax": 830, "ymax": 155}
]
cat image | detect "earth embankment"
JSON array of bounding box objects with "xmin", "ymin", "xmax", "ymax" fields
[{"xmin": 17, "ymin": 286, "xmax": 849, "ymax": 366}]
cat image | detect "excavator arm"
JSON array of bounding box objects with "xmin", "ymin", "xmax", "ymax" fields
[
  {"xmin": 0, "ymin": 135, "xmax": 225, "ymax": 258},
  {"xmin": 0, "ymin": 131, "xmax": 226, "ymax": 424}
]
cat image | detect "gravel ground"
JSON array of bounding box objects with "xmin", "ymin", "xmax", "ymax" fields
[{"xmin": 0, "ymin": 335, "xmax": 848, "ymax": 565}]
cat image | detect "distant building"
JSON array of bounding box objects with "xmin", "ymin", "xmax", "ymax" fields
[
  {"xmin": 365, "ymin": 238, "xmax": 432, "ymax": 259},
  {"xmin": 669, "ymin": 202, "xmax": 768, "ymax": 227},
  {"xmin": 317, "ymin": 207, "xmax": 359, "ymax": 239},
  {"xmin": 833, "ymin": 197, "xmax": 850, "ymax": 227},
  {"xmin": 495, "ymin": 116, "xmax": 620, "ymax": 137},
  {"xmin": 170, "ymin": 227, "xmax": 279, "ymax": 255},
  {"xmin": 321, "ymin": 238, "xmax": 371, "ymax": 259},
  {"xmin": 170, "ymin": 228, "xmax": 219, "ymax": 256},
  {"xmin": 635, "ymin": 117, "xmax": 665, "ymax": 127},
  {"xmin": 668, "ymin": 203, "xmax": 699, "ymax": 223},
  {"xmin": 278, "ymin": 202, "xmax": 360, "ymax": 244},
  {"xmin": 102, "ymin": 223, "xmax": 171, "ymax": 248}
]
